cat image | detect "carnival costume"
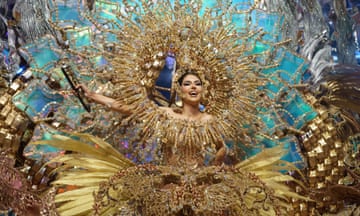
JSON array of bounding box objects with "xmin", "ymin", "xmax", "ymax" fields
[{"xmin": 1, "ymin": 0, "xmax": 359, "ymax": 215}]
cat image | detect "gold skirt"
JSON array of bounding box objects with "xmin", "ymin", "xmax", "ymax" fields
[{"xmin": 32, "ymin": 133, "xmax": 308, "ymax": 216}]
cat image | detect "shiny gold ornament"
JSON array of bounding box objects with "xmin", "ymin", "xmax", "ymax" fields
[
  {"xmin": 84, "ymin": 0, "xmax": 266, "ymax": 147},
  {"xmin": 0, "ymin": 104, "xmax": 11, "ymax": 121},
  {"xmin": 0, "ymin": 94, "xmax": 10, "ymax": 109},
  {"xmin": 4, "ymin": 111, "xmax": 16, "ymax": 128}
]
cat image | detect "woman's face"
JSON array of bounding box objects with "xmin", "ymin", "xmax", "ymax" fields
[{"xmin": 180, "ymin": 74, "xmax": 203, "ymax": 105}]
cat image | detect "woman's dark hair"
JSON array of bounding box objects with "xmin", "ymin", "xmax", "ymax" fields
[{"xmin": 177, "ymin": 69, "xmax": 202, "ymax": 85}]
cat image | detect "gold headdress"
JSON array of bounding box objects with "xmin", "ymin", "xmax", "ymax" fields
[
  {"xmin": 21, "ymin": 2, "xmax": 314, "ymax": 215},
  {"xmin": 95, "ymin": 1, "xmax": 264, "ymax": 142}
]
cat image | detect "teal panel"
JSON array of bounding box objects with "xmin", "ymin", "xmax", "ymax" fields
[{"xmin": 13, "ymin": 83, "xmax": 64, "ymax": 120}]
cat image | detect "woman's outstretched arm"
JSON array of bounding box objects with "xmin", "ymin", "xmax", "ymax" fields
[{"xmin": 76, "ymin": 84, "xmax": 133, "ymax": 115}]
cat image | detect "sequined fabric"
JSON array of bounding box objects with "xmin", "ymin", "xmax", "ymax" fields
[{"xmin": 32, "ymin": 132, "xmax": 303, "ymax": 216}]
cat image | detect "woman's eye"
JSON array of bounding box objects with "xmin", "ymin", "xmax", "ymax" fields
[{"xmin": 182, "ymin": 81, "xmax": 201, "ymax": 86}]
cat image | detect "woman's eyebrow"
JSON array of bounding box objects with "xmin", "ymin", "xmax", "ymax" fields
[{"xmin": 182, "ymin": 79, "xmax": 201, "ymax": 84}]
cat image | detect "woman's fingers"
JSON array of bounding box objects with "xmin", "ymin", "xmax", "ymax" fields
[
  {"xmin": 75, "ymin": 84, "xmax": 84, "ymax": 90},
  {"xmin": 74, "ymin": 84, "xmax": 91, "ymax": 97},
  {"xmin": 76, "ymin": 84, "xmax": 87, "ymax": 92}
]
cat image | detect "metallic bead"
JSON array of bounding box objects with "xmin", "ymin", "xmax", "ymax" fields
[
  {"xmin": 324, "ymin": 157, "xmax": 332, "ymax": 171},
  {"xmin": 307, "ymin": 151, "xmax": 317, "ymax": 168},
  {"xmin": 317, "ymin": 163, "xmax": 325, "ymax": 177},
  {"xmin": 318, "ymin": 138, "xmax": 328, "ymax": 152},
  {"xmin": 314, "ymin": 145, "xmax": 324, "ymax": 159},
  {"xmin": 334, "ymin": 141, "xmax": 342, "ymax": 149},
  {"xmin": 0, "ymin": 94, "xmax": 10, "ymax": 109},
  {"xmin": 0, "ymin": 104, "xmax": 11, "ymax": 121},
  {"xmin": 330, "ymin": 149, "xmax": 337, "ymax": 163},
  {"xmin": 322, "ymin": 132, "xmax": 331, "ymax": 142},
  {"xmin": 309, "ymin": 170, "xmax": 318, "ymax": 186},
  {"xmin": 316, "ymin": 182, "xmax": 326, "ymax": 189},
  {"xmin": 5, "ymin": 111, "xmax": 16, "ymax": 128},
  {"xmin": 332, "ymin": 168, "xmax": 339, "ymax": 176},
  {"xmin": 4, "ymin": 133, "xmax": 13, "ymax": 149}
]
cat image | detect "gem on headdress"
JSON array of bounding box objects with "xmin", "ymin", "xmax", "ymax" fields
[{"xmin": 165, "ymin": 55, "xmax": 175, "ymax": 70}]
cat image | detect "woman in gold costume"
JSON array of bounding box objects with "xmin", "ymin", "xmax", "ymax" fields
[
  {"xmin": 78, "ymin": 70, "xmax": 226, "ymax": 167},
  {"xmin": 42, "ymin": 72, "xmax": 305, "ymax": 215},
  {"xmin": 25, "ymin": 1, "xmax": 312, "ymax": 215},
  {"xmin": 38, "ymin": 47, "xmax": 308, "ymax": 215}
]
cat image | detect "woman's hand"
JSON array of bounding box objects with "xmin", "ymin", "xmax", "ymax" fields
[
  {"xmin": 76, "ymin": 84, "xmax": 92, "ymax": 98},
  {"xmin": 75, "ymin": 84, "xmax": 132, "ymax": 115}
]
